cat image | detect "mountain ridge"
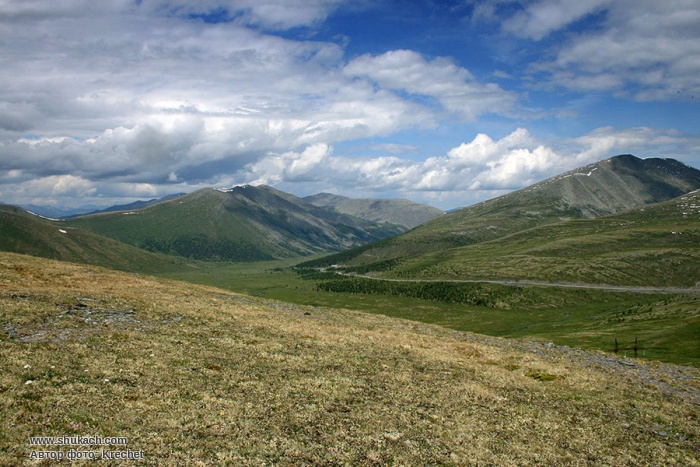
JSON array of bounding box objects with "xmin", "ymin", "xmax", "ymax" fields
[
  {"xmin": 74, "ymin": 192, "xmax": 187, "ymax": 217},
  {"xmin": 372, "ymin": 188, "xmax": 700, "ymax": 287},
  {"xmin": 16, "ymin": 193, "xmax": 186, "ymax": 219},
  {"xmin": 2, "ymin": 186, "xmax": 442, "ymax": 264},
  {"xmin": 300, "ymin": 154, "xmax": 700, "ymax": 271},
  {"xmin": 0, "ymin": 204, "xmax": 186, "ymax": 272},
  {"xmin": 58, "ymin": 185, "xmax": 407, "ymax": 261},
  {"xmin": 303, "ymin": 192, "xmax": 443, "ymax": 229}
]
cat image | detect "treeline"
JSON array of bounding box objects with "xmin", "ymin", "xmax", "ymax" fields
[
  {"xmin": 297, "ymin": 269, "xmax": 635, "ymax": 309},
  {"xmin": 140, "ymin": 235, "xmax": 273, "ymax": 262},
  {"xmin": 314, "ymin": 277, "xmax": 527, "ymax": 308}
]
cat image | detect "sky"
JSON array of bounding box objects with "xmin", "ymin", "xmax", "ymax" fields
[{"xmin": 1, "ymin": 0, "xmax": 699, "ymax": 211}]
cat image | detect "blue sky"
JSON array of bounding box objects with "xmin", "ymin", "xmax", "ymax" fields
[{"xmin": 1, "ymin": 0, "xmax": 699, "ymax": 210}]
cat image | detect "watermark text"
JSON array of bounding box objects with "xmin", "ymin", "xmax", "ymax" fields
[{"xmin": 28, "ymin": 435, "xmax": 143, "ymax": 461}]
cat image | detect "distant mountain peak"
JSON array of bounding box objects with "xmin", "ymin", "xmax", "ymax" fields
[
  {"xmin": 302, "ymin": 154, "xmax": 700, "ymax": 271},
  {"xmin": 303, "ymin": 192, "xmax": 442, "ymax": 230},
  {"xmin": 497, "ymin": 154, "xmax": 700, "ymax": 219}
]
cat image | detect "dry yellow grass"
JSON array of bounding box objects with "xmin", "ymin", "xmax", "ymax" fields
[{"xmin": 1, "ymin": 252, "xmax": 698, "ymax": 465}]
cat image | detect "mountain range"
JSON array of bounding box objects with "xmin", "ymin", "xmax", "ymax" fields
[
  {"xmin": 2, "ymin": 154, "xmax": 699, "ymax": 282},
  {"xmin": 1, "ymin": 185, "xmax": 441, "ymax": 264},
  {"xmin": 301, "ymin": 155, "xmax": 700, "ymax": 287},
  {"xmin": 16, "ymin": 194, "xmax": 186, "ymax": 219},
  {"xmin": 369, "ymin": 188, "xmax": 700, "ymax": 287}
]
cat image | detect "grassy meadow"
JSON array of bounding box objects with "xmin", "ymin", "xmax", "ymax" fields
[
  {"xmin": 159, "ymin": 259, "xmax": 700, "ymax": 367},
  {"xmin": 1, "ymin": 252, "xmax": 699, "ymax": 465}
]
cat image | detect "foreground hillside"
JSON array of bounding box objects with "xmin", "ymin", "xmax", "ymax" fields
[{"xmin": 1, "ymin": 252, "xmax": 698, "ymax": 465}]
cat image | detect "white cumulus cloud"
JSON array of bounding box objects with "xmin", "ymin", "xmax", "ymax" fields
[
  {"xmin": 233, "ymin": 126, "xmax": 700, "ymax": 209},
  {"xmin": 505, "ymin": 0, "xmax": 700, "ymax": 100},
  {"xmin": 0, "ymin": 0, "xmax": 698, "ymax": 211},
  {"xmin": 344, "ymin": 50, "xmax": 518, "ymax": 121},
  {"xmin": 502, "ymin": 0, "xmax": 611, "ymax": 40}
]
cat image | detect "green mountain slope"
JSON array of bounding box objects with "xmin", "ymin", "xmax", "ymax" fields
[
  {"xmin": 0, "ymin": 205, "xmax": 186, "ymax": 272},
  {"xmin": 303, "ymin": 155, "xmax": 700, "ymax": 270},
  {"xmin": 60, "ymin": 185, "xmax": 405, "ymax": 261},
  {"xmin": 382, "ymin": 189, "xmax": 700, "ymax": 287},
  {"xmin": 303, "ymin": 193, "xmax": 443, "ymax": 229}
]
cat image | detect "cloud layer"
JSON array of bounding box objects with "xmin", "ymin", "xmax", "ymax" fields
[
  {"xmin": 0, "ymin": 0, "xmax": 698, "ymax": 210},
  {"xmin": 0, "ymin": 0, "xmax": 518, "ymax": 207},
  {"xmin": 506, "ymin": 0, "xmax": 700, "ymax": 100},
  {"xmin": 235, "ymin": 127, "xmax": 700, "ymax": 208}
]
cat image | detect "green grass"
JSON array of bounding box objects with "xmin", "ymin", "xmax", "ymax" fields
[
  {"xmin": 388, "ymin": 207, "xmax": 700, "ymax": 287},
  {"xmin": 0, "ymin": 207, "xmax": 187, "ymax": 274},
  {"xmin": 303, "ymin": 185, "xmax": 700, "ymax": 289},
  {"xmin": 60, "ymin": 187, "xmax": 406, "ymax": 262}
]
